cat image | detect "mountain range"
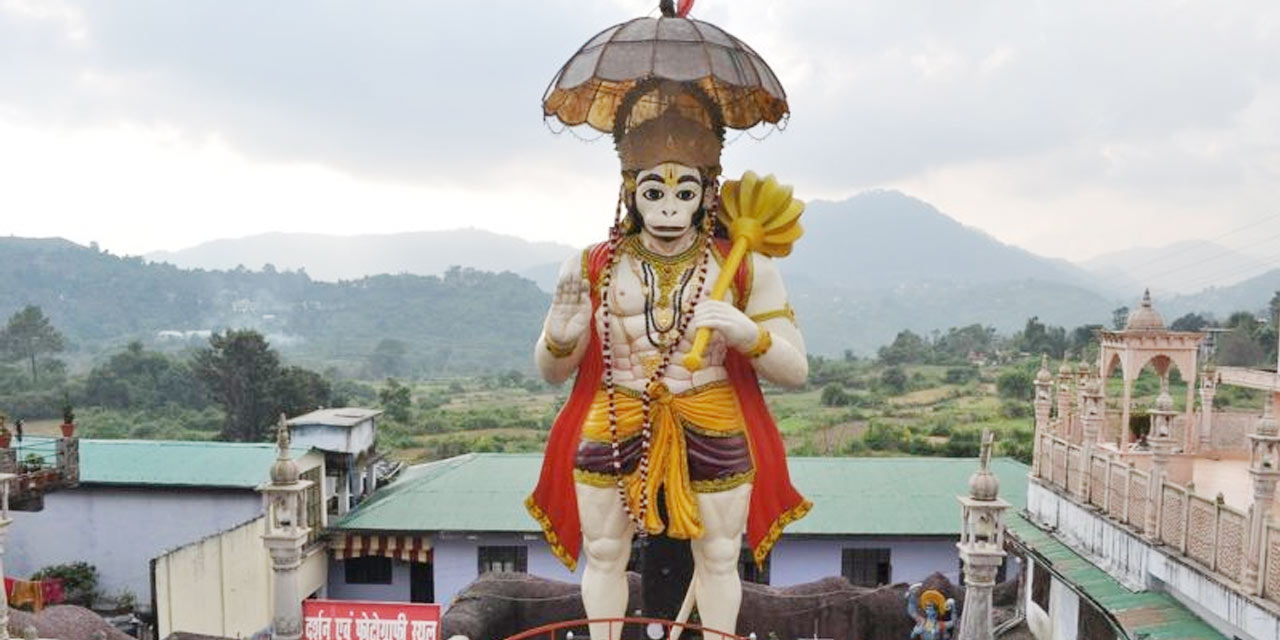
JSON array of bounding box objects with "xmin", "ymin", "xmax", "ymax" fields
[
  {"xmin": 6, "ymin": 189, "xmax": 1278, "ymax": 372},
  {"xmin": 145, "ymin": 229, "xmax": 576, "ymax": 283},
  {"xmin": 1081, "ymin": 240, "xmax": 1271, "ymax": 296}
]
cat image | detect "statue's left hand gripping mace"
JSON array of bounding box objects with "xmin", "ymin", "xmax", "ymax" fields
[{"xmin": 683, "ymin": 171, "xmax": 804, "ymax": 371}]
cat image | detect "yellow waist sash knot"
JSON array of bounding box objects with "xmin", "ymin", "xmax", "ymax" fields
[{"xmin": 581, "ymin": 381, "xmax": 745, "ymax": 540}]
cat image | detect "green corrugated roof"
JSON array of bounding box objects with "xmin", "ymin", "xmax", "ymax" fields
[
  {"xmin": 334, "ymin": 454, "xmax": 1029, "ymax": 534},
  {"xmin": 1006, "ymin": 512, "xmax": 1226, "ymax": 640},
  {"xmin": 60, "ymin": 438, "xmax": 312, "ymax": 488}
]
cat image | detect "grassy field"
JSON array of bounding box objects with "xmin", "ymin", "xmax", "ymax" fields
[{"xmin": 374, "ymin": 360, "xmax": 1042, "ymax": 464}]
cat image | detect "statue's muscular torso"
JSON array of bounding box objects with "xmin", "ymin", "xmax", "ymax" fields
[
  {"xmin": 535, "ymin": 231, "xmax": 808, "ymax": 392},
  {"xmin": 602, "ymin": 241, "xmax": 731, "ymax": 394}
]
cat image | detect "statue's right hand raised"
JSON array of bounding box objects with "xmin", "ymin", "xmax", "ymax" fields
[{"xmin": 545, "ymin": 263, "xmax": 591, "ymax": 347}]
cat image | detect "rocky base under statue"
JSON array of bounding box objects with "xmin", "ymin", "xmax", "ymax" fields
[{"xmin": 441, "ymin": 572, "xmax": 1029, "ymax": 640}]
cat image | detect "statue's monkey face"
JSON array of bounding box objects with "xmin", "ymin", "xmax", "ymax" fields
[{"xmin": 634, "ymin": 162, "xmax": 703, "ymax": 240}]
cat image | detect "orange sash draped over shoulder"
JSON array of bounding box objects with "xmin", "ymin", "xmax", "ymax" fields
[{"xmin": 525, "ymin": 239, "xmax": 811, "ymax": 570}]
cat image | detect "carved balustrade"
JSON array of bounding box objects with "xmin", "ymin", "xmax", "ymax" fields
[
  {"xmin": 1089, "ymin": 454, "xmax": 1108, "ymax": 509},
  {"xmin": 1031, "ymin": 431, "xmax": 1277, "ymax": 602}
]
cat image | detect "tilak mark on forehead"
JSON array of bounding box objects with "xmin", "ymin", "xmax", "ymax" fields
[{"xmin": 638, "ymin": 164, "xmax": 700, "ymax": 188}]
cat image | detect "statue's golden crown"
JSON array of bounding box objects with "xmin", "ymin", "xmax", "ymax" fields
[
  {"xmin": 617, "ymin": 107, "xmax": 722, "ymax": 171},
  {"xmin": 614, "ymin": 81, "xmax": 723, "ymax": 171}
]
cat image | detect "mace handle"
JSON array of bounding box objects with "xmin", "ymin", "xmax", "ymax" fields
[{"xmin": 684, "ymin": 237, "xmax": 751, "ymax": 371}]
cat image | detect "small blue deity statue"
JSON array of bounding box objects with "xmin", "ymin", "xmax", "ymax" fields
[{"xmin": 906, "ymin": 582, "xmax": 956, "ymax": 640}]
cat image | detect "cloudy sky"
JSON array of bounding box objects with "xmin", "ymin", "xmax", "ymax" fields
[{"xmin": 2, "ymin": 0, "xmax": 1278, "ymax": 275}]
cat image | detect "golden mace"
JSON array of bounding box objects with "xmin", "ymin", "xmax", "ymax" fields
[{"xmin": 683, "ymin": 171, "xmax": 804, "ymax": 371}]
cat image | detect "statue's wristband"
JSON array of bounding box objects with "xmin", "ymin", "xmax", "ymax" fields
[
  {"xmin": 544, "ymin": 332, "xmax": 578, "ymax": 358},
  {"xmin": 743, "ymin": 325, "xmax": 773, "ymax": 358}
]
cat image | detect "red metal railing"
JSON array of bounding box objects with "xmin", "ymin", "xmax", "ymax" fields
[{"xmin": 502, "ymin": 616, "xmax": 751, "ymax": 640}]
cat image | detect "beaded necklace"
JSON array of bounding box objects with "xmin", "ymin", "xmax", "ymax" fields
[
  {"xmin": 623, "ymin": 235, "xmax": 702, "ymax": 349},
  {"xmin": 599, "ymin": 186, "xmax": 718, "ymax": 535}
]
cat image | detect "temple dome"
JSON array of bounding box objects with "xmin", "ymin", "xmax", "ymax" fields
[
  {"xmin": 1036, "ymin": 355, "xmax": 1052, "ymax": 383},
  {"xmin": 1126, "ymin": 289, "xmax": 1165, "ymax": 331},
  {"xmin": 271, "ymin": 457, "xmax": 300, "ymax": 485},
  {"xmin": 270, "ymin": 416, "xmax": 300, "ymax": 485},
  {"xmin": 968, "ymin": 468, "xmax": 1000, "ymax": 501}
]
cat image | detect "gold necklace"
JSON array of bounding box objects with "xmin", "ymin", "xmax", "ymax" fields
[{"xmin": 624, "ymin": 235, "xmax": 703, "ymax": 349}]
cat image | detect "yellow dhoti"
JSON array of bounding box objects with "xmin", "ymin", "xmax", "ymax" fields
[{"xmin": 573, "ymin": 381, "xmax": 753, "ymax": 540}]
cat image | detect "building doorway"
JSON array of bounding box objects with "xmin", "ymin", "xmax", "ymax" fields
[{"xmin": 411, "ymin": 561, "xmax": 434, "ymax": 603}]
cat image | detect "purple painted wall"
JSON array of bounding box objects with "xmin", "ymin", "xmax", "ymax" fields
[
  {"xmin": 326, "ymin": 532, "xmax": 574, "ymax": 606},
  {"xmin": 770, "ymin": 536, "xmax": 962, "ymax": 586},
  {"xmin": 8, "ymin": 486, "xmax": 262, "ymax": 611},
  {"xmin": 326, "ymin": 533, "xmax": 987, "ymax": 607}
]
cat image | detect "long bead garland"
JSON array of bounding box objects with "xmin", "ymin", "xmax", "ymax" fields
[{"xmin": 599, "ymin": 181, "xmax": 719, "ymax": 535}]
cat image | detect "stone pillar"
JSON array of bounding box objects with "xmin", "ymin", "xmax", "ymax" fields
[
  {"xmin": 1032, "ymin": 356, "xmax": 1053, "ymax": 478},
  {"xmin": 1244, "ymin": 395, "xmax": 1280, "ymax": 595},
  {"xmin": 57, "ymin": 437, "xmax": 80, "ymax": 486},
  {"xmin": 956, "ymin": 431, "xmax": 1009, "ymax": 640},
  {"xmin": 1198, "ymin": 366, "xmax": 1217, "ymax": 453},
  {"xmin": 1080, "ymin": 374, "xmax": 1104, "ymax": 501},
  {"xmin": 1054, "ymin": 361, "xmax": 1074, "ymax": 436},
  {"xmin": 0, "ymin": 473, "xmax": 14, "ymax": 640},
  {"xmin": 1076, "ymin": 360, "xmax": 1090, "ymax": 438},
  {"xmin": 1146, "ymin": 391, "xmax": 1177, "ymax": 542},
  {"xmin": 260, "ymin": 417, "xmax": 312, "ymax": 640},
  {"xmin": 1121, "ymin": 377, "xmax": 1134, "ymax": 449},
  {"xmin": 338, "ymin": 463, "xmax": 351, "ymax": 516}
]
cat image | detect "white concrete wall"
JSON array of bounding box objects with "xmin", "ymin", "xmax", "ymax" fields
[
  {"xmin": 1024, "ymin": 561, "xmax": 1051, "ymax": 639},
  {"xmin": 8, "ymin": 486, "xmax": 261, "ymax": 609},
  {"xmin": 293, "ymin": 421, "xmax": 375, "ymax": 456},
  {"xmin": 1027, "ymin": 481, "xmax": 1149, "ymax": 589},
  {"xmin": 155, "ymin": 516, "xmax": 329, "ymax": 638},
  {"xmin": 1047, "ymin": 577, "xmax": 1079, "ymax": 640},
  {"xmin": 154, "ymin": 516, "xmax": 271, "ymax": 638},
  {"xmin": 1027, "ymin": 478, "xmax": 1280, "ymax": 640},
  {"xmin": 1147, "ymin": 552, "xmax": 1280, "ymax": 640}
]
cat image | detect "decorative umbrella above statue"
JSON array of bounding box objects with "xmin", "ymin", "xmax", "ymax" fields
[{"xmin": 527, "ymin": 2, "xmax": 810, "ymax": 638}]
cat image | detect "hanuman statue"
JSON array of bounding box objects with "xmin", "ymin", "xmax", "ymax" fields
[{"xmin": 526, "ymin": 79, "xmax": 811, "ymax": 639}]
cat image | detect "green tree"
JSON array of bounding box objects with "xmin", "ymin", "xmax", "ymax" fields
[
  {"xmin": 820, "ymin": 383, "xmax": 851, "ymax": 407},
  {"xmin": 933, "ymin": 324, "xmax": 996, "ymax": 363},
  {"xmin": 1112, "ymin": 306, "xmax": 1130, "ymax": 331},
  {"xmin": 1067, "ymin": 324, "xmax": 1103, "ymax": 361},
  {"xmin": 192, "ymin": 330, "xmax": 282, "ymax": 441},
  {"xmin": 1169, "ymin": 313, "xmax": 1208, "ymax": 332},
  {"xmin": 379, "ymin": 378, "xmax": 413, "ymax": 423},
  {"xmin": 880, "ymin": 366, "xmax": 908, "ymax": 394},
  {"xmin": 274, "ymin": 366, "xmax": 332, "ymax": 418},
  {"xmin": 1015, "ymin": 316, "xmax": 1066, "ymax": 358},
  {"xmin": 878, "ymin": 330, "xmax": 929, "ymax": 365},
  {"xmin": 0, "ymin": 305, "xmax": 65, "ymax": 384},
  {"xmin": 85, "ymin": 341, "xmax": 208, "ymax": 410},
  {"xmin": 997, "ymin": 369, "xmax": 1033, "ymax": 401}
]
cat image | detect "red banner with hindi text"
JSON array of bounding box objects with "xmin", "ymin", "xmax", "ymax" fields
[{"xmin": 302, "ymin": 599, "xmax": 440, "ymax": 640}]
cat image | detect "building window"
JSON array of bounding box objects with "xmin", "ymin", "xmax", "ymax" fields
[
  {"xmin": 842, "ymin": 548, "xmax": 891, "ymax": 587},
  {"xmin": 739, "ymin": 548, "xmax": 770, "ymax": 585},
  {"xmin": 345, "ymin": 556, "xmax": 393, "ymax": 584},
  {"xmin": 478, "ymin": 546, "xmax": 528, "ymax": 574},
  {"xmin": 1031, "ymin": 561, "xmax": 1050, "ymax": 612},
  {"xmin": 302, "ymin": 467, "xmax": 323, "ymax": 543}
]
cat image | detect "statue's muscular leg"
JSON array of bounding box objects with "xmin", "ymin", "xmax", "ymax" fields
[
  {"xmin": 576, "ymin": 482, "xmax": 635, "ymax": 640},
  {"xmin": 690, "ymin": 483, "xmax": 751, "ymax": 638}
]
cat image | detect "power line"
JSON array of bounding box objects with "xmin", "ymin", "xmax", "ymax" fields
[
  {"xmin": 1112, "ymin": 210, "xmax": 1280, "ymax": 279},
  {"xmin": 1123, "ymin": 226, "xmax": 1280, "ymax": 289}
]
